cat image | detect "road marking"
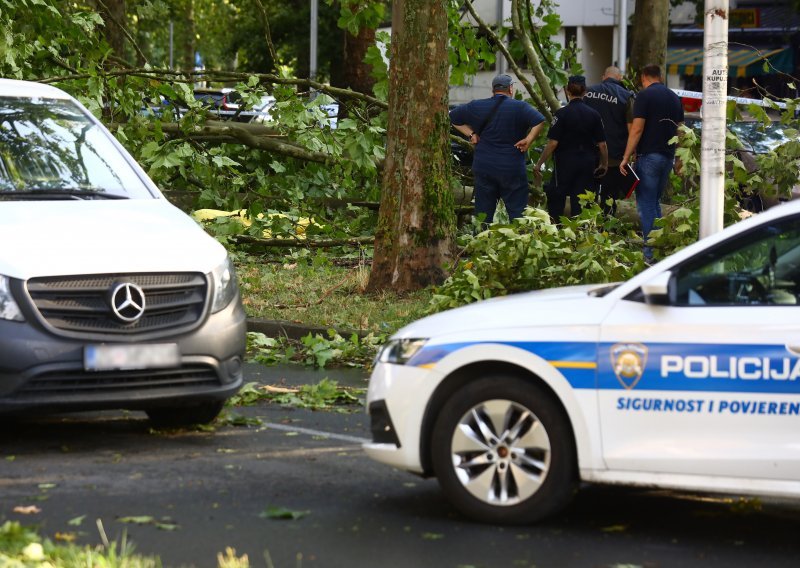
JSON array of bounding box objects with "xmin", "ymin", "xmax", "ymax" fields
[{"xmin": 260, "ymin": 421, "xmax": 369, "ymax": 445}]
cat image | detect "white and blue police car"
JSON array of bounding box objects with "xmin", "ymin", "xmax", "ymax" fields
[{"xmin": 365, "ymin": 200, "xmax": 800, "ymax": 524}]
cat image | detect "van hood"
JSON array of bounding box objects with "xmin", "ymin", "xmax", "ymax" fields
[
  {"xmin": 395, "ymin": 284, "xmax": 615, "ymax": 340},
  {"xmin": 0, "ymin": 200, "xmax": 226, "ymax": 278}
]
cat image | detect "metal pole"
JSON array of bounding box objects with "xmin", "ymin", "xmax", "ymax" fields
[
  {"xmin": 699, "ymin": 0, "xmax": 729, "ymax": 239},
  {"xmin": 618, "ymin": 0, "xmax": 627, "ymax": 73},
  {"xmin": 496, "ymin": 0, "xmax": 506, "ymax": 75},
  {"xmin": 310, "ymin": 0, "xmax": 318, "ymax": 81},
  {"xmin": 169, "ymin": 21, "xmax": 174, "ymax": 69}
]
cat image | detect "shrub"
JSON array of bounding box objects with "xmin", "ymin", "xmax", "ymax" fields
[{"xmin": 430, "ymin": 198, "xmax": 647, "ymax": 312}]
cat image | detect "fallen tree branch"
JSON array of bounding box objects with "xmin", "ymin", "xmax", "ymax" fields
[
  {"xmin": 40, "ymin": 67, "xmax": 387, "ymax": 109},
  {"xmin": 463, "ymin": 0, "xmax": 553, "ymax": 120},
  {"xmin": 229, "ymin": 235, "xmax": 375, "ymax": 248},
  {"xmin": 159, "ymin": 120, "xmax": 338, "ymax": 164}
]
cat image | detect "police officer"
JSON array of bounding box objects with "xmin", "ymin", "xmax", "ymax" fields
[
  {"xmin": 450, "ymin": 74, "xmax": 545, "ymax": 226},
  {"xmin": 584, "ymin": 66, "xmax": 634, "ymax": 215},
  {"xmin": 534, "ymin": 75, "xmax": 608, "ymax": 219}
]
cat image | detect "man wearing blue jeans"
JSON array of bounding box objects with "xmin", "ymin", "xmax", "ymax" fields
[
  {"xmin": 450, "ymin": 74, "xmax": 546, "ymax": 226},
  {"xmin": 620, "ymin": 64, "xmax": 684, "ymax": 262}
]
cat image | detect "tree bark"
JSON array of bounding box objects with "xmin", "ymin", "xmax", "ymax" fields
[
  {"xmin": 343, "ymin": 25, "xmax": 376, "ymax": 96},
  {"xmin": 629, "ymin": 0, "xmax": 670, "ymax": 78},
  {"xmin": 366, "ymin": 0, "xmax": 455, "ymax": 293},
  {"xmin": 182, "ymin": 0, "xmax": 196, "ymax": 72},
  {"xmin": 94, "ymin": 0, "xmax": 127, "ymax": 59}
]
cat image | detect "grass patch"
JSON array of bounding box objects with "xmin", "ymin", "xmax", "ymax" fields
[{"xmin": 235, "ymin": 256, "xmax": 431, "ymax": 333}]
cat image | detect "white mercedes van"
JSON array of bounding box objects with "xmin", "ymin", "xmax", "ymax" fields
[{"xmin": 0, "ymin": 79, "xmax": 246, "ymax": 426}]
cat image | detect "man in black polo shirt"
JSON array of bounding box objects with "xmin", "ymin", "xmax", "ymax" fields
[
  {"xmin": 534, "ymin": 75, "xmax": 608, "ymax": 219},
  {"xmin": 620, "ymin": 64, "xmax": 684, "ymax": 262},
  {"xmin": 585, "ymin": 66, "xmax": 634, "ymax": 215},
  {"xmin": 450, "ymin": 74, "xmax": 546, "ymax": 226}
]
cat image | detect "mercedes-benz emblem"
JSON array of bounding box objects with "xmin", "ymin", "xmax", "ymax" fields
[{"xmin": 110, "ymin": 282, "xmax": 146, "ymax": 323}]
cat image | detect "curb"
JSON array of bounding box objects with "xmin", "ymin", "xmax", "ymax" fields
[{"xmin": 246, "ymin": 317, "xmax": 370, "ymax": 340}]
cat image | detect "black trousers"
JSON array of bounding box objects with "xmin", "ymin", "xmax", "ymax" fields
[{"xmin": 546, "ymin": 153, "xmax": 595, "ymax": 220}]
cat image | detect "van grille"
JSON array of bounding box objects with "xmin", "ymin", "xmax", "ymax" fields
[
  {"xmin": 26, "ymin": 273, "xmax": 208, "ymax": 337},
  {"xmin": 12, "ymin": 366, "xmax": 219, "ymax": 400}
]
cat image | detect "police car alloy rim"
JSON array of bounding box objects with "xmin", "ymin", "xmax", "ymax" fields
[{"xmin": 450, "ymin": 398, "xmax": 551, "ymax": 506}]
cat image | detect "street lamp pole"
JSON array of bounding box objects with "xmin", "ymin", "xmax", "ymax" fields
[
  {"xmin": 310, "ymin": 0, "xmax": 318, "ymax": 81},
  {"xmin": 618, "ymin": 0, "xmax": 627, "ymax": 73},
  {"xmin": 699, "ymin": 0, "xmax": 729, "ymax": 238}
]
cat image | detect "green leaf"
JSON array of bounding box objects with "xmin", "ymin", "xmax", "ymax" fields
[
  {"xmin": 259, "ymin": 506, "xmax": 309, "ymax": 520},
  {"xmin": 117, "ymin": 516, "xmax": 155, "ymax": 525}
]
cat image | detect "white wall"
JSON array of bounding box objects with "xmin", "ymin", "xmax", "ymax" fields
[
  {"xmin": 448, "ymin": 0, "xmax": 699, "ymax": 105},
  {"xmin": 578, "ymin": 26, "xmax": 615, "ymax": 84}
]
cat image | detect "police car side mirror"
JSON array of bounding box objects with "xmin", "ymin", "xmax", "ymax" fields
[{"xmin": 641, "ymin": 271, "xmax": 674, "ymax": 306}]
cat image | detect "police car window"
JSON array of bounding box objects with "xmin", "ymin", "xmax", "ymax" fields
[{"xmin": 674, "ymin": 219, "xmax": 800, "ymax": 306}]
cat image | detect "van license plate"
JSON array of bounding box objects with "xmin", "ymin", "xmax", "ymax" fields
[{"xmin": 84, "ymin": 344, "xmax": 180, "ymax": 371}]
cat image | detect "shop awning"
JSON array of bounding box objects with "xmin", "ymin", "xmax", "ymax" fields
[{"xmin": 666, "ymin": 46, "xmax": 794, "ymax": 77}]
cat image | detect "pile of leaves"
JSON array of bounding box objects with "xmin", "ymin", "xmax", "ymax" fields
[
  {"xmin": 247, "ymin": 330, "xmax": 385, "ymax": 369},
  {"xmin": 228, "ymin": 379, "xmax": 364, "ymax": 413},
  {"xmin": 430, "ymin": 200, "xmax": 647, "ymax": 311}
]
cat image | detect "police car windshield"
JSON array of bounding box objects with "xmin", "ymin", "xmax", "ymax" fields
[{"xmin": 0, "ymin": 97, "xmax": 152, "ymax": 198}]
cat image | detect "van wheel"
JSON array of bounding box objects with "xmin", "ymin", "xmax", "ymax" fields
[
  {"xmin": 146, "ymin": 401, "xmax": 225, "ymax": 428},
  {"xmin": 431, "ymin": 375, "xmax": 577, "ymax": 524}
]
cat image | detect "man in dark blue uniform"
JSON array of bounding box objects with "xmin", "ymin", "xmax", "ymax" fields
[
  {"xmin": 450, "ymin": 74, "xmax": 546, "ymax": 226},
  {"xmin": 620, "ymin": 64, "xmax": 684, "ymax": 262},
  {"xmin": 534, "ymin": 75, "xmax": 608, "ymax": 219},
  {"xmin": 585, "ymin": 66, "xmax": 634, "ymax": 215}
]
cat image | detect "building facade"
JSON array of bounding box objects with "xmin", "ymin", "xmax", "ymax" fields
[{"xmin": 449, "ymin": 0, "xmax": 797, "ymax": 105}]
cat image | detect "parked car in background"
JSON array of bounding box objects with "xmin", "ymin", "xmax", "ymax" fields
[
  {"xmin": 0, "ymin": 79, "xmax": 246, "ymax": 426},
  {"xmin": 682, "ymin": 114, "xmax": 800, "ymax": 210}
]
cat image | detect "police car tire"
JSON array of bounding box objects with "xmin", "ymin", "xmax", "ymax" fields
[{"xmin": 431, "ymin": 375, "xmax": 577, "ymax": 524}]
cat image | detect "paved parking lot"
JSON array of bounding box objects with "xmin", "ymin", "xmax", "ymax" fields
[{"xmin": 1, "ymin": 363, "xmax": 799, "ymax": 568}]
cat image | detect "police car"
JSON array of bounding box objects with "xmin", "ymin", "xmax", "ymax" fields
[{"xmin": 365, "ymin": 200, "xmax": 800, "ymax": 524}]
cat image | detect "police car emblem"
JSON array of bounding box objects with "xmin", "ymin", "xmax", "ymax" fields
[{"xmin": 611, "ymin": 343, "xmax": 648, "ymax": 390}]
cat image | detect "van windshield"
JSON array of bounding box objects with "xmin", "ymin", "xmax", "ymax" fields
[{"xmin": 0, "ymin": 96, "xmax": 153, "ymax": 199}]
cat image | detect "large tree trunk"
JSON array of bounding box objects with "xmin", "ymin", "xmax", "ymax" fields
[
  {"xmin": 342, "ymin": 26, "xmax": 376, "ymax": 95},
  {"xmin": 95, "ymin": 0, "xmax": 127, "ymax": 59},
  {"xmin": 182, "ymin": 0, "xmax": 196, "ymax": 72},
  {"xmin": 366, "ymin": 0, "xmax": 455, "ymax": 293},
  {"xmin": 629, "ymin": 0, "xmax": 670, "ymax": 78}
]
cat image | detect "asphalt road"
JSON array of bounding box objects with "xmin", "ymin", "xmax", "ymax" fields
[{"xmin": 1, "ymin": 363, "xmax": 799, "ymax": 568}]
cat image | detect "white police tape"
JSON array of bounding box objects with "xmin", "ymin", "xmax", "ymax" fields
[{"xmin": 671, "ymin": 88, "xmax": 787, "ymax": 109}]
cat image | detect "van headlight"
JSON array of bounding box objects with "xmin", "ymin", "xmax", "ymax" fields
[
  {"xmin": 0, "ymin": 275, "xmax": 24, "ymax": 322},
  {"xmin": 210, "ymin": 257, "xmax": 238, "ymax": 313},
  {"xmin": 376, "ymin": 338, "xmax": 427, "ymax": 365}
]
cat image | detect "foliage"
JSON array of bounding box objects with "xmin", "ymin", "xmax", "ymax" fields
[
  {"xmin": 655, "ymin": 97, "xmax": 800, "ymax": 261},
  {"xmin": 264, "ymin": 378, "xmax": 363, "ymax": 411},
  {"xmin": 430, "ymin": 201, "xmax": 646, "ymax": 311},
  {"xmin": 0, "ymin": 520, "xmax": 161, "ymax": 567},
  {"xmin": 7, "ymin": 0, "xmax": 800, "ymax": 299},
  {"xmin": 0, "ymin": 520, "xmax": 256, "ymax": 566},
  {"xmin": 247, "ymin": 330, "xmax": 384, "ymax": 369},
  {"xmin": 229, "ymin": 378, "xmax": 364, "ymax": 412}
]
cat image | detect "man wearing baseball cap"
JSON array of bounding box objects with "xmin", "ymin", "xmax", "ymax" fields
[{"xmin": 450, "ymin": 73, "xmax": 546, "ymax": 226}]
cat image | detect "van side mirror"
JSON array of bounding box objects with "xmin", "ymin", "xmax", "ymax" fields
[{"xmin": 641, "ymin": 271, "xmax": 673, "ymax": 305}]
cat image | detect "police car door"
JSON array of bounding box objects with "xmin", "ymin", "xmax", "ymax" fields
[{"xmin": 598, "ymin": 216, "xmax": 800, "ymax": 480}]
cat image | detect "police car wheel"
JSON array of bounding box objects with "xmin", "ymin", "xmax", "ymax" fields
[{"xmin": 431, "ymin": 376, "xmax": 576, "ymax": 524}]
